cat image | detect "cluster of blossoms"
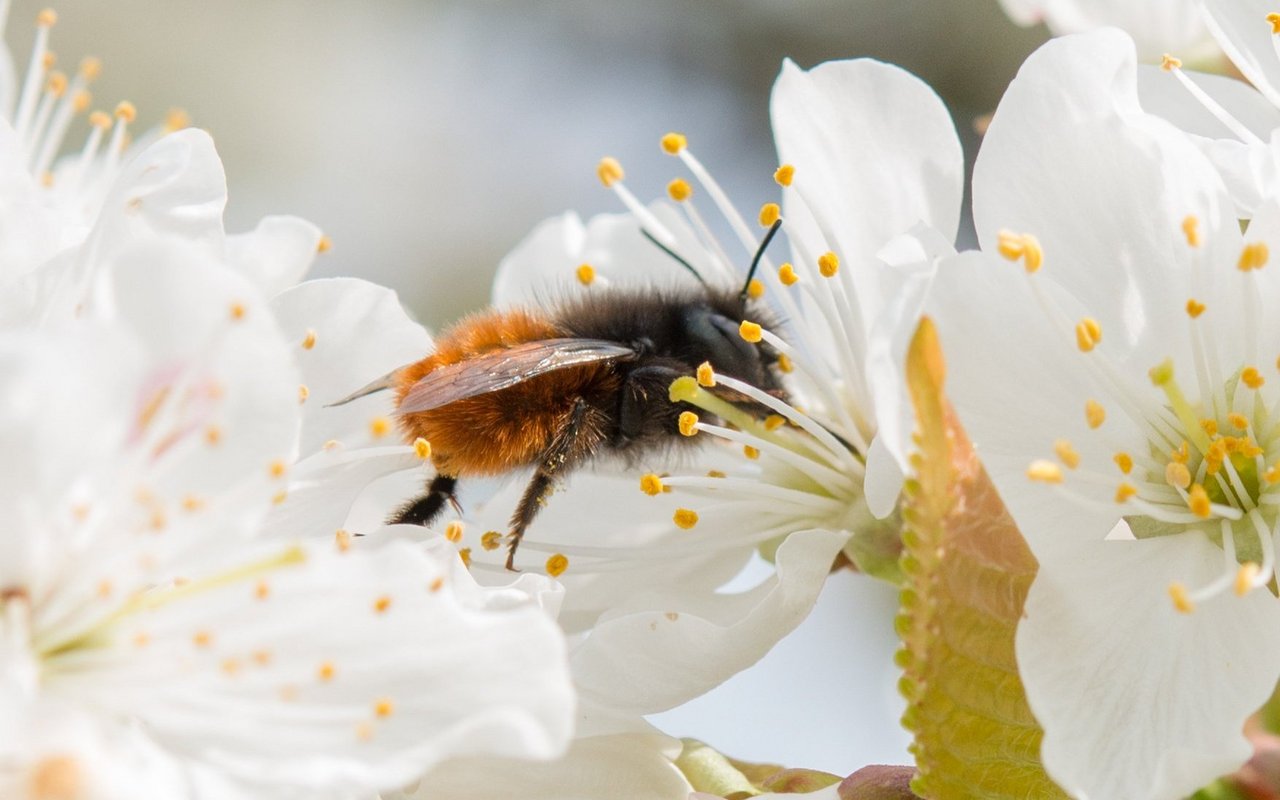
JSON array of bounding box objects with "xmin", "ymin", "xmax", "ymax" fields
[{"xmin": 13, "ymin": 1, "xmax": 1280, "ymax": 799}]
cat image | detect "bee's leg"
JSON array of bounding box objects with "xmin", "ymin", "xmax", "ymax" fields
[
  {"xmin": 507, "ymin": 397, "xmax": 600, "ymax": 570},
  {"xmin": 389, "ymin": 474, "xmax": 460, "ymax": 527}
]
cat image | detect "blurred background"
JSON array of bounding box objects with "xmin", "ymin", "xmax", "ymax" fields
[{"xmin": 7, "ymin": 0, "xmax": 1053, "ymax": 776}]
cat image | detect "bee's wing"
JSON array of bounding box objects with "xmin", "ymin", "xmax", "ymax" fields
[{"xmin": 398, "ymin": 338, "xmax": 637, "ymax": 414}]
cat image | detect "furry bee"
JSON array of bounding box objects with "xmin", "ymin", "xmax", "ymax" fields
[{"xmin": 335, "ymin": 222, "xmax": 785, "ymax": 570}]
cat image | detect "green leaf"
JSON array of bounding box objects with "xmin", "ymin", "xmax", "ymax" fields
[{"xmin": 897, "ymin": 318, "xmax": 1067, "ymax": 800}]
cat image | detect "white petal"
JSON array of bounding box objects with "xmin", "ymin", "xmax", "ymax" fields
[
  {"xmin": 402, "ymin": 733, "xmax": 690, "ymax": 800},
  {"xmin": 225, "ymin": 214, "xmax": 323, "ymax": 296},
  {"xmin": 62, "ymin": 539, "xmax": 574, "ymax": 796},
  {"xmin": 0, "ymin": 119, "xmax": 58, "ymax": 281},
  {"xmin": 569, "ymin": 529, "xmax": 845, "ymax": 715},
  {"xmin": 1018, "ymin": 534, "xmax": 1280, "ymax": 800},
  {"xmin": 270, "ymin": 277, "xmax": 432, "ymax": 456},
  {"xmin": 266, "ymin": 447, "xmax": 422, "ymax": 539},
  {"xmin": 862, "ymin": 435, "xmax": 902, "ymax": 520},
  {"xmin": 1203, "ymin": 0, "xmax": 1280, "ymax": 109},
  {"xmin": 975, "ymin": 30, "xmax": 1236, "ymax": 372},
  {"xmin": 770, "ymin": 57, "xmax": 963, "ymax": 279}
]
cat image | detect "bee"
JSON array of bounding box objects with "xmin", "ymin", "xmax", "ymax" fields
[{"xmin": 333, "ymin": 221, "xmax": 785, "ymax": 570}]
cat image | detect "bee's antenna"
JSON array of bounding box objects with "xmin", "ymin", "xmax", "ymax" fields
[
  {"xmin": 640, "ymin": 228, "xmax": 708, "ymax": 287},
  {"xmin": 740, "ymin": 219, "xmax": 783, "ymax": 301}
]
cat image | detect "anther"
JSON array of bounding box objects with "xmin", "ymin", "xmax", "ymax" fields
[
  {"xmin": 545, "ymin": 553, "xmax": 569, "ymax": 577},
  {"xmin": 673, "ymin": 508, "xmax": 699, "ymax": 529},
  {"xmin": 164, "ymin": 107, "xmax": 190, "ymax": 132},
  {"xmin": 1169, "ymin": 582, "xmax": 1194, "ymax": 613},
  {"xmin": 1239, "ymin": 242, "xmax": 1270, "ymax": 271},
  {"xmin": 667, "ymin": 178, "xmax": 692, "ymax": 202},
  {"xmin": 1161, "ymin": 54, "xmax": 1183, "ymax": 71},
  {"xmin": 1186, "ymin": 299, "xmax": 1206, "ymax": 318},
  {"xmin": 1115, "ymin": 483, "xmax": 1138, "ymax": 503},
  {"xmin": 1270, "ymin": 12, "xmax": 1280, "ymax": 34},
  {"xmin": 778, "ymin": 263, "xmax": 798, "ymax": 286},
  {"xmin": 678, "ymin": 411, "xmax": 699, "ymax": 437},
  {"xmin": 229, "ymin": 302, "xmax": 246, "ymax": 321},
  {"xmin": 1265, "ymin": 463, "xmax": 1280, "ymax": 484},
  {"xmin": 374, "ymin": 596, "xmax": 391, "ymax": 613},
  {"xmin": 596, "ymin": 157, "xmax": 625, "ymax": 187},
  {"xmin": 1228, "ymin": 412, "xmax": 1250, "ymax": 430},
  {"xmin": 1235, "ymin": 563, "xmax": 1261, "ymax": 596},
  {"xmin": 576, "ymin": 263, "xmax": 596, "ymax": 285},
  {"xmin": 1027, "ymin": 460, "xmax": 1064, "ymax": 483},
  {"xmin": 335, "ymin": 529, "xmax": 352, "ymax": 552},
  {"xmin": 818, "ymin": 251, "xmax": 839, "ymax": 277},
  {"xmin": 1165, "ymin": 461, "xmax": 1192, "ymax": 489},
  {"xmin": 1086, "ymin": 399, "xmax": 1106, "ymax": 429},
  {"xmin": 759, "ymin": 203, "xmax": 781, "ymax": 227},
  {"xmin": 997, "ymin": 230, "xmax": 1044, "ymax": 272},
  {"xmin": 269, "ymin": 459, "xmax": 287, "ymax": 479},
  {"xmin": 88, "ymin": 110, "xmax": 110, "ymax": 129},
  {"xmin": 739, "ymin": 320, "xmax": 763, "ymax": 343},
  {"xmin": 774, "ymin": 164, "xmax": 795, "ymax": 186},
  {"xmin": 1054, "ymin": 439, "xmax": 1081, "ymax": 469},
  {"xmin": 445, "ymin": 521, "xmax": 464, "ymax": 543},
  {"xmin": 1243, "ymin": 367, "xmax": 1265, "ymax": 389},
  {"xmin": 1075, "ymin": 317, "xmax": 1102, "ymax": 352},
  {"xmin": 204, "ymin": 426, "xmax": 222, "ymax": 445},
  {"xmin": 743, "ymin": 445, "xmax": 760, "ymax": 460},
  {"xmin": 29, "ymin": 757, "xmax": 80, "ymax": 800},
  {"xmin": 318, "ymin": 661, "xmax": 336, "ymax": 681},
  {"xmin": 660, "ymin": 132, "xmax": 687, "ymax": 155},
  {"xmin": 640, "ymin": 474, "xmax": 665, "ymax": 495},
  {"xmin": 369, "ymin": 416, "xmax": 391, "ymax": 438},
  {"xmin": 777, "ymin": 353, "xmax": 793, "ymax": 373},
  {"xmin": 301, "ymin": 329, "xmax": 317, "ymax": 349},
  {"xmin": 746, "ymin": 278, "xmax": 764, "ymax": 299},
  {"xmin": 37, "ymin": 8, "xmax": 57, "ymax": 27},
  {"xmin": 1188, "ymin": 484, "xmax": 1212, "ymax": 518},
  {"xmin": 696, "ymin": 362, "xmax": 715, "ymax": 387},
  {"xmin": 374, "ymin": 698, "xmax": 394, "ymax": 718},
  {"xmin": 72, "ymin": 90, "xmax": 90, "ymax": 113},
  {"xmin": 114, "ymin": 101, "xmax": 136, "ymax": 122},
  {"xmin": 481, "ymin": 531, "xmax": 502, "ymax": 551},
  {"xmin": 764, "ymin": 414, "xmax": 785, "ymax": 431},
  {"xmin": 459, "ymin": 548, "xmax": 472, "ymax": 568},
  {"xmin": 46, "ymin": 71, "xmax": 67, "ymax": 97},
  {"xmin": 414, "ymin": 438, "xmax": 432, "ymax": 459},
  {"xmin": 1182, "ymin": 216, "xmax": 1201, "ymax": 247},
  {"xmin": 193, "ymin": 631, "xmax": 213, "ymax": 648}
]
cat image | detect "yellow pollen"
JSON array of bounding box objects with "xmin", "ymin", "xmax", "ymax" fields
[
  {"xmin": 181, "ymin": 495, "xmax": 203, "ymax": 512},
  {"xmin": 1269, "ymin": 12, "xmax": 1280, "ymax": 34},
  {"xmin": 480, "ymin": 531, "xmax": 502, "ymax": 551},
  {"xmin": 696, "ymin": 361, "xmax": 716, "ymax": 387},
  {"xmin": 1265, "ymin": 463, "xmax": 1280, "ymax": 484},
  {"xmin": 640, "ymin": 473, "xmax": 665, "ymax": 495},
  {"xmin": 71, "ymin": 90, "xmax": 90, "ymax": 113},
  {"xmin": 88, "ymin": 110, "xmax": 110, "ymax": 129},
  {"xmin": 1027, "ymin": 460, "xmax": 1064, "ymax": 483},
  {"xmin": 458, "ymin": 547, "xmax": 472, "ymax": 568},
  {"xmin": 1228, "ymin": 412, "xmax": 1250, "ymax": 430},
  {"xmin": 369, "ymin": 416, "xmax": 391, "ymax": 438},
  {"xmin": 1169, "ymin": 582, "xmax": 1194, "ymax": 613},
  {"xmin": 764, "ymin": 414, "xmax": 786, "ymax": 431},
  {"xmin": 673, "ymin": 508, "xmax": 699, "ymax": 529},
  {"xmin": 301, "ymin": 328, "xmax": 317, "ymax": 349},
  {"xmin": 1239, "ymin": 242, "xmax": 1270, "ymax": 271},
  {"xmin": 445, "ymin": 521, "xmax": 464, "ymax": 543},
  {"xmin": 1161, "ymin": 54, "xmax": 1183, "ymax": 71},
  {"xmin": 375, "ymin": 698, "xmax": 395, "ymax": 718},
  {"xmin": 46, "ymin": 72, "xmax": 66, "ymax": 97},
  {"xmin": 707, "ymin": 470, "xmax": 726, "ymax": 478},
  {"xmin": 429, "ymin": 576, "xmax": 445, "ymax": 592},
  {"xmin": 221, "ymin": 658, "xmax": 241, "ymax": 676},
  {"xmin": 29, "ymin": 756, "xmax": 80, "ymax": 800},
  {"xmin": 318, "ymin": 662, "xmax": 336, "ymax": 681},
  {"xmin": 747, "ymin": 278, "xmax": 764, "ymax": 299},
  {"xmin": 250, "ymin": 579, "xmax": 271, "ymax": 601},
  {"xmin": 414, "ymin": 438, "xmax": 432, "ymax": 459},
  {"xmin": 1149, "ymin": 360, "xmax": 1174, "ymax": 387},
  {"xmin": 678, "ymin": 410, "xmax": 699, "ymax": 437},
  {"xmin": 1165, "ymin": 461, "xmax": 1192, "ymax": 489},
  {"xmin": 1188, "ymin": 484, "xmax": 1212, "ymax": 518},
  {"xmin": 777, "ymin": 353, "xmax": 793, "ymax": 373},
  {"xmin": 253, "ymin": 650, "xmax": 272, "ymax": 666},
  {"xmin": 1053, "ymin": 439, "xmax": 1081, "ymax": 469},
  {"xmin": 1185, "ymin": 299, "xmax": 1206, "ymax": 318},
  {"xmin": 743, "ymin": 445, "xmax": 760, "ymax": 460},
  {"xmin": 229, "ymin": 302, "xmax": 246, "ymax": 321},
  {"xmin": 114, "ymin": 100, "xmax": 136, "ymax": 122},
  {"xmin": 1182, "ymin": 216, "xmax": 1201, "ymax": 247},
  {"xmin": 1172, "ymin": 440, "xmax": 1190, "ymax": 464},
  {"xmin": 335, "ymin": 529, "xmax": 352, "ymax": 552},
  {"xmin": 759, "ymin": 203, "xmax": 781, "ymax": 227},
  {"xmin": 739, "ymin": 320, "xmax": 763, "ymax": 342},
  {"xmin": 193, "ymin": 631, "xmax": 213, "ymax": 648},
  {"xmin": 1075, "ymin": 317, "xmax": 1102, "ymax": 352},
  {"xmin": 269, "ymin": 459, "xmax": 287, "ymax": 479},
  {"xmin": 1085, "ymin": 399, "xmax": 1106, "ymax": 429},
  {"xmin": 149, "ymin": 509, "xmax": 167, "ymax": 531},
  {"xmin": 660, "ymin": 132, "xmax": 687, "ymax": 154},
  {"xmin": 324, "ymin": 439, "xmax": 341, "ymax": 451},
  {"xmin": 778, "ymin": 263, "xmax": 798, "ymax": 286},
  {"xmin": 272, "ymin": 490, "xmax": 287, "ymax": 506},
  {"xmin": 164, "ymin": 107, "xmax": 190, "ymax": 132},
  {"xmin": 316, "ymin": 234, "xmax": 333, "ymax": 254},
  {"xmin": 1243, "ymin": 367, "xmax": 1266, "ymax": 389},
  {"xmin": 996, "ymin": 230, "xmax": 1044, "ymax": 272},
  {"xmin": 545, "ymin": 553, "xmax": 569, "ymax": 577},
  {"xmin": 817, "ymin": 251, "xmax": 839, "ymax": 277},
  {"xmin": 596, "ymin": 156, "xmax": 624, "ymax": 187},
  {"xmin": 296, "ymin": 384, "xmax": 310, "ymax": 405},
  {"xmin": 1201, "ymin": 418, "xmax": 1218, "ymax": 437},
  {"xmin": 774, "ymin": 164, "xmax": 795, "ymax": 186},
  {"xmin": 1236, "ymin": 562, "xmax": 1261, "ymax": 596},
  {"xmin": 36, "ymin": 9, "xmax": 57, "ymax": 27},
  {"xmin": 1115, "ymin": 482, "xmax": 1138, "ymax": 503},
  {"xmin": 374, "ymin": 596, "xmax": 392, "ymax": 613},
  {"xmin": 576, "ymin": 263, "xmax": 596, "ymax": 285},
  {"xmin": 667, "ymin": 178, "xmax": 692, "ymax": 202}
]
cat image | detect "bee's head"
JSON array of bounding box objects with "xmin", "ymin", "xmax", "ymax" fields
[{"xmin": 679, "ymin": 293, "xmax": 786, "ymax": 397}]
